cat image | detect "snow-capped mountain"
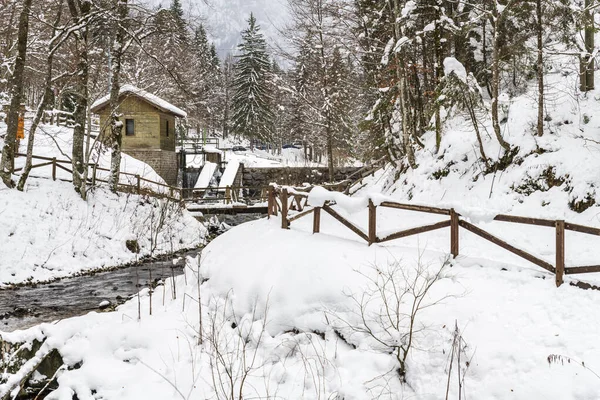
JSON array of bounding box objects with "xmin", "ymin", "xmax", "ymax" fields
[{"xmin": 147, "ymin": 0, "xmax": 290, "ymax": 57}]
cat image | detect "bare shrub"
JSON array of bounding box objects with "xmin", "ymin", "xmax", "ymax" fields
[
  {"xmin": 444, "ymin": 321, "xmax": 472, "ymax": 400},
  {"xmin": 332, "ymin": 257, "xmax": 453, "ymax": 383},
  {"xmin": 204, "ymin": 292, "xmax": 270, "ymax": 400}
]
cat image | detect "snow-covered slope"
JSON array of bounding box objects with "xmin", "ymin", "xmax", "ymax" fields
[
  {"xmin": 6, "ymin": 122, "xmax": 170, "ymax": 190},
  {"xmin": 0, "ymin": 178, "xmax": 206, "ymax": 286},
  {"xmin": 2, "ymin": 214, "xmax": 598, "ymax": 399},
  {"xmin": 0, "ymin": 123, "xmax": 207, "ymax": 286},
  {"xmin": 376, "ymin": 55, "xmax": 600, "ymax": 228}
]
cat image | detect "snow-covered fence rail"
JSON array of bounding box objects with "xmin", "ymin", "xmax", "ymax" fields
[
  {"xmin": 13, "ymin": 153, "xmax": 183, "ymax": 202},
  {"xmin": 13, "ymin": 153, "xmax": 73, "ymax": 181},
  {"xmin": 268, "ymin": 185, "xmax": 600, "ymax": 288}
]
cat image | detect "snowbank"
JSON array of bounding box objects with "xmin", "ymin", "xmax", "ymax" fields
[{"xmin": 0, "ymin": 178, "xmax": 206, "ymax": 286}]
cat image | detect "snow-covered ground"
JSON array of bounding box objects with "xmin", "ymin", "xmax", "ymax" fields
[
  {"xmin": 2, "ymin": 206, "xmax": 599, "ymax": 399},
  {"xmin": 0, "ymin": 123, "xmax": 207, "ymax": 286}
]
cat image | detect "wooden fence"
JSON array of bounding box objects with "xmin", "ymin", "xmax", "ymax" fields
[
  {"xmin": 344, "ymin": 156, "xmax": 387, "ymax": 195},
  {"xmin": 268, "ymin": 184, "xmax": 600, "ymax": 287},
  {"xmin": 14, "ymin": 153, "xmax": 183, "ymax": 202}
]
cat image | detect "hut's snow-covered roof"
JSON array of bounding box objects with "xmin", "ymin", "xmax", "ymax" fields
[{"xmin": 91, "ymin": 84, "xmax": 187, "ymax": 118}]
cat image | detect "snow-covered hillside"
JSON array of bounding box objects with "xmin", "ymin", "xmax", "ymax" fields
[
  {"xmin": 0, "ymin": 123, "xmax": 207, "ymax": 286},
  {"xmin": 381, "ymin": 54, "xmax": 600, "ymax": 226},
  {"xmin": 0, "ymin": 178, "xmax": 205, "ymax": 286}
]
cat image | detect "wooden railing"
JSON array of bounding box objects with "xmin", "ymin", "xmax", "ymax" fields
[
  {"xmin": 268, "ymin": 185, "xmax": 600, "ymax": 287},
  {"xmin": 14, "ymin": 153, "xmax": 183, "ymax": 202},
  {"xmin": 179, "ymin": 137, "xmax": 220, "ymax": 153},
  {"xmin": 13, "ymin": 153, "xmax": 272, "ymax": 206},
  {"xmin": 344, "ymin": 156, "xmax": 387, "ymax": 195}
]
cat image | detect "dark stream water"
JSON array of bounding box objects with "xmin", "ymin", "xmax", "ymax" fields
[{"xmin": 0, "ymin": 213, "xmax": 263, "ymax": 332}]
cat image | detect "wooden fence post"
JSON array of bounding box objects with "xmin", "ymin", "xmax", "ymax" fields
[
  {"xmin": 556, "ymin": 220, "xmax": 565, "ymax": 287},
  {"xmin": 225, "ymin": 186, "xmax": 231, "ymax": 204},
  {"xmin": 91, "ymin": 163, "xmax": 97, "ymax": 186},
  {"xmin": 52, "ymin": 158, "xmax": 56, "ymax": 181},
  {"xmin": 281, "ymin": 188, "xmax": 289, "ymax": 229},
  {"xmin": 451, "ymin": 208, "xmax": 459, "ymax": 257},
  {"xmin": 272, "ymin": 187, "xmax": 278, "ymax": 216},
  {"xmin": 313, "ymin": 207, "xmax": 321, "ymax": 233},
  {"xmin": 368, "ymin": 199, "xmax": 377, "ymax": 244},
  {"xmin": 136, "ymin": 175, "xmax": 141, "ymax": 194},
  {"xmin": 267, "ymin": 186, "xmax": 273, "ymax": 219}
]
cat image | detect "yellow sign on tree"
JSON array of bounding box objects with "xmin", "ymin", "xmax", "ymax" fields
[{"xmin": 17, "ymin": 115, "xmax": 24, "ymax": 139}]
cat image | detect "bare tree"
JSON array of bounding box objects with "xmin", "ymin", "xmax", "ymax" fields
[
  {"xmin": 0, "ymin": 0, "xmax": 32, "ymax": 187},
  {"xmin": 17, "ymin": 0, "xmax": 67, "ymax": 191},
  {"xmin": 489, "ymin": 0, "xmax": 517, "ymax": 151},
  {"xmin": 66, "ymin": 0, "xmax": 92, "ymax": 198},
  {"xmin": 205, "ymin": 292, "xmax": 269, "ymax": 400}
]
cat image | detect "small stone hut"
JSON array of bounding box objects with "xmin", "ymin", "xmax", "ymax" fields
[{"xmin": 91, "ymin": 85, "xmax": 187, "ymax": 185}]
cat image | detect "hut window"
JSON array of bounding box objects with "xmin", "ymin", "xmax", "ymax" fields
[
  {"xmin": 125, "ymin": 119, "xmax": 135, "ymax": 136},
  {"xmin": 166, "ymin": 120, "xmax": 169, "ymax": 137}
]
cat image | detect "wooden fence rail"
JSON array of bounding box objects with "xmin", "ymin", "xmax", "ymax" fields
[
  {"xmin": 268, "ymin": 185, "xmax": 600, "ymax": 287},
  {"xmin": 13, "ymin": 153, "xmax": 182, "ymax": 202},
  {"xmin": 12, "ymin": 153, "xmax": 276, "ymax": 207}
]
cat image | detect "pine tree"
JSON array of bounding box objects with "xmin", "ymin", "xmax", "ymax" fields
[
  {"xmin": 230, "ymin": 13, "xmax": 274, "ymax": 146},
  {"xmin": 169, "ymin": 0, "xmax": 188, "ymax": 43}
]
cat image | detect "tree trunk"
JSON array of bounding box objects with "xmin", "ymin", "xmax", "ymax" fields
[
  {"xmin": 0, "ymin": 0, "xmax": 32, "ymax": 188},
  {"xmin": 326, "ymin": 122, "xmax": 334, "ymax": 182},
  {"xmin": 536, "ymin": 0, "xmax": 544, "ymax": 136},
  {"xmin": 18, "ymin": 2, "xmax": 64, "ymax": 191},
  {"xmin": 108, "ymin": 0, "xmax": 128, "ymax": 193},
  {"xmin": 490, "ymin": 12, "xmax": 511, "ymax": 151},
  {"xmin": 581, "ymin": 0, "xmax": 595, "ymax": 92},
  {"xmin": 434, "ymin": 18, "xmax": 443, "ymax": 153},
  {"xmin": 67, "ymin": 0, "xmax": 91, "ymax": 199}
]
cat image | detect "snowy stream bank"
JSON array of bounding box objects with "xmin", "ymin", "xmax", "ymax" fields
[{"xmin": 0, "ymin": 213, "xmax": 263, "ymax": 332}]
